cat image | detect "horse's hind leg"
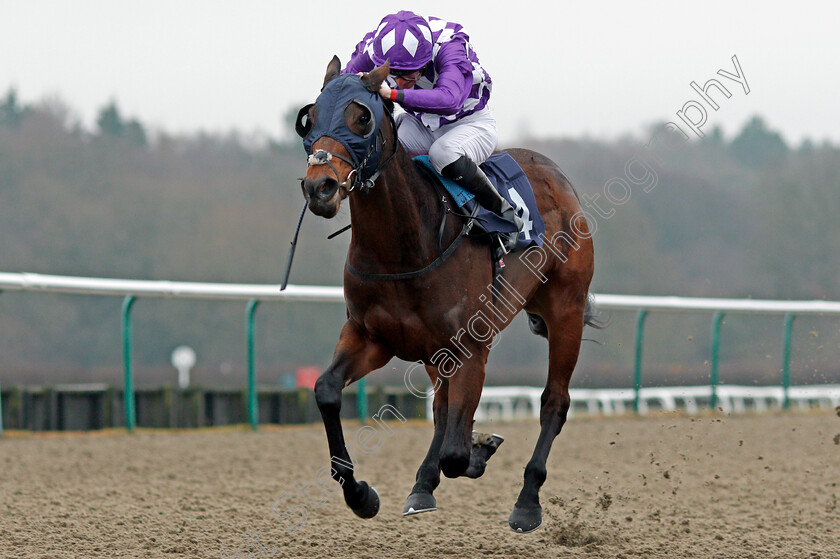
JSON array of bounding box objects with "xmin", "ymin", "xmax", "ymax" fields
[
  {"xmin": 314, "ymin": 320, "xmax": 392, "ymax": 518},
  {"xmin": 403, "ymin": 366, "xmax": 447, "ymax": 515},
  {"xmin": 509, "ymin": 296, "xmax": 586, "ymax": 533}
]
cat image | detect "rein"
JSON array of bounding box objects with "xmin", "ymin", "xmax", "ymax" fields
[
  {"xmin": 339, "ymin": 107, "xmax": 479, "ymax": 282},
  {"xmin": 303, "ymin": 87, "xmax": 476, "ymax": 282}
]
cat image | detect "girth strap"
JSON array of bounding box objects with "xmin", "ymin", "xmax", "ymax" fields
[{"xmin": 345, "ymin": 203, "xmax": 478, "ymax": 282}]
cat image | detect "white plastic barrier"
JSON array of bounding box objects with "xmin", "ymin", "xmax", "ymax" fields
[
  {"xmin": 716, "ymin": 385, "xmax": 784, "ymax": 413},
  {"xmin": 427, "ymin": 384, "xmax": 840, "ymax": 422},
  {"xmin": 787, "ymin": 385, "xmax": 840, "ymax": 410}
]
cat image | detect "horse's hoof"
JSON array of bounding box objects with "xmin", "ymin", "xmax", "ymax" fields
[
  {"xmin": 472, "ymin": 431, "xmax": 505, "ymax": 450},
  {"xmin": 508, "ymin": 505, "xmax": 542, "ymax": 533},
  {"xmin": 464, "ymin": 432, "xmax": 505, "ymax": 478},
  {"xmin": 440, "ymin": 450, "xmax": 470, "ymax": 479},
  {"xmin": 402, "ymin": 492, "xmax": 437, "ymax": 516},
  {"xmin": 463, "ymin": 458, "xmax": 487, "ymax": 479},
  {"xmin": 351, "ymin": 482, "xmax": 380, "ymax": 519}
]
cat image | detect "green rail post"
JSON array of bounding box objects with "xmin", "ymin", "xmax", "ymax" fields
[
  {"xmin": 245, "ymin": 299, "xmax": 260, "ymax": 431},
  {"xmin": 122, "ymin": 295, "xmax": 137, "ymax": 432},
  {"xmin": 357, "ymin": 378, "xmax": 368, "ymax": 424},
  {"xmin": 709, "ymin": 311, "xmax": 724, "ymax": 411},
  {"xmin": 781, "ymin": 313, "xmax": 796, "ymax": 409},
  {"xmin": 633, "ymin": 309, "xmax": 649, "ymax": 413}
]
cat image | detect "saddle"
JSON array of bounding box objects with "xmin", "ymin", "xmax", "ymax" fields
[
  {"xmin": 341, "ymin": 153, "xmax": 546, "ymax": 284},
  {"xmin": 413, "ymin": 153, "xmax": 546, "ymax": 261}
]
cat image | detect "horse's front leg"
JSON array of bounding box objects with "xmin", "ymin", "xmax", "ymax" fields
[
  {"xmin": 403, "ymin": 366, "xmax": 447, "ymax": 515},
  {"xmin": 439, "ymin": 356, "xmax": 485, "ymax": 478},
  {"xmin": 314, "ymin": 320, "xmax": 392, "ymax": 518}
]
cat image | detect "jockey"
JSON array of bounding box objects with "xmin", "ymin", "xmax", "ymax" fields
[{"xmin": 345, "ymin": 10, "xmax": 524, "ymax": 252}]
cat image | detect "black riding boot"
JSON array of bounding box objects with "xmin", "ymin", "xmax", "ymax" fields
[{"xmin": 442, "ymin": 155, "xmax": 524, "ymax": 253}]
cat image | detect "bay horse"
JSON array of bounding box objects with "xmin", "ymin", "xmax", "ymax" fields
[{"xmin": 297, "ymin": 57, "xmax": 595, "ymax": 533}]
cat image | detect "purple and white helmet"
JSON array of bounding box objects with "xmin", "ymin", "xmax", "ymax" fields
[{"xmin": 370, "ymin": 11, "xmax": 433, "ymax": 71}]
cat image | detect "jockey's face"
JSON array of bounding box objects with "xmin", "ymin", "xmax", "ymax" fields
[{"xmin": 392, "ymin": 69, "xmax": 422, "ymax": 89}]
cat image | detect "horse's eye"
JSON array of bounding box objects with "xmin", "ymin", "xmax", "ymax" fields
[{"xmin": 345, "ymin": 102, "xmax": 375, "ymax": 137}]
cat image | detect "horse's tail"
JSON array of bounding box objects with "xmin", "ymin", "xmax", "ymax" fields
[
  {"xmin": 583, "ymin": 293, "xmax": 605, "ymax": 330},
  {"xmin": 526, "ymin": 293, "xmax": 604, "ymax": 339},
  {"xmin": 526, "ymin": 312, "xmax": 549, "ymax": 338}
]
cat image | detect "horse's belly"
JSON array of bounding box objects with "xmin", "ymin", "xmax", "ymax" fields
[
  {"xmin": 363, "ymin": 307, "xmax": 429, "ymax": 360},
  {"xmin": 350, "ymin": 300, "xmax": 468, "ymax": 362}
]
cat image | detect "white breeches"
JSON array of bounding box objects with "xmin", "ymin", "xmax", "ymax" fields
[{"xmin": 395, "ymin": 107, "xmax": 499, "ymax": 173}]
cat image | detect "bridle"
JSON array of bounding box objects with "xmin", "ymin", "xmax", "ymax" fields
[
  {"xmin": 306, "ymin": 149, "xmax": 359, "ymax": 190},
  {"xmin": 301, "ymin": 100, "xmax": 399, "ymax": 194},
  {"xmin": 297, "ymin": 76, "xmax": 478, "ymax": 282}
]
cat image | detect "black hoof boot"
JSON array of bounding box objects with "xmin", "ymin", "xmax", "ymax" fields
[
  {"xmin": 464, "ymin": 432, "xmax": 504, "ymax": 479},
  {"xmin": 509, "ymin": 505, "xmax": 542, "ymax": 533},
  {"xmin": 351, "ymin": 482, "xmax": 380, "ymax": 519},
  {"xmin": 402, "ymin": 492, "xmax": 437, "ymax": 516}
]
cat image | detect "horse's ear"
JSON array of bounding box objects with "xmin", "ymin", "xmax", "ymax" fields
[
  {"xmin": 323, "ymin": 55, "xmax": 341, "ymax": 89},
  {"xmin": 361, "ymin": 60, "xmax": 390, "ymax": 93}
]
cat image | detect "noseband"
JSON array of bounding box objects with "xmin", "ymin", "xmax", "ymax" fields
[{"xmin": 306, "ymin": 149, "xmax": 359, "ymax": 190}]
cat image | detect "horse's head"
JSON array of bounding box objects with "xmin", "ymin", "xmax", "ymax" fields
[{"xmin": 297, "ymin": 56, "xmax": 391, "ymax": 218}]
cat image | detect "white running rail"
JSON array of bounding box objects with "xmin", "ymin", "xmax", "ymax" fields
[
  {"xmin": 0, "ymin": 272, "xmax": 343, "ymax": 301},
  {"xmin": 3, "ymin": 273, "xmax": 840, "ymax": 313},
  {"xmin": 3, "ymin": 272, "xmax": 840, "ymax": 430}
]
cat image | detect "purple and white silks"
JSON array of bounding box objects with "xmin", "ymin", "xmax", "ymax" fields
[{"xmin": 345, "ymin": 17, "xmax": 492, "ymax": 132}]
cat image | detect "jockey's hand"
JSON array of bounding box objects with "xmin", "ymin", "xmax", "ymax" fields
[{"xmin": 378, "ymin": 82, "xmax": 392, "ymax": 101}]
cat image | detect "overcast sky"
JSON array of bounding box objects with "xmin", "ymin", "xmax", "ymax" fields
[{"xmin": 3, "ymin": 0, "xmax": 838, "ymax": 145}]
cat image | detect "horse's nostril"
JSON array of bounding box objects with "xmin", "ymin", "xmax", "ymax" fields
[
  {"xmin": 303, "ymin": 175, "xmax": 339, "ymax": 204},
  {"xmin": 316, "ymin": 178, "xmax": 339, "ymax": 200}
]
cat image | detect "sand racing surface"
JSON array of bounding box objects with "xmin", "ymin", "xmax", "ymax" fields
[{"xmin": 1, "ymin": 411, "xmax": 839, "ymax": 558}]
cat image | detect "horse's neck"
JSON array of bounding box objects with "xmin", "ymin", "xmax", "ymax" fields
[{"xmin": 347, "ymin": 149, "xmax": 443, "ymax": 271}]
